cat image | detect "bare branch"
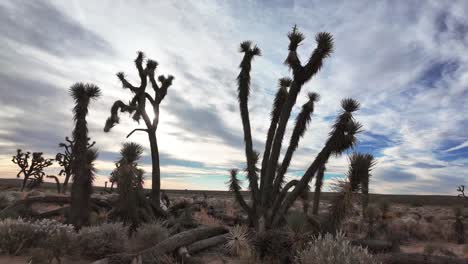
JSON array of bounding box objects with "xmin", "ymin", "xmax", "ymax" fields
[{"xmin": 126, "ymin": 128, "xmax": 149, "ymax": 138}]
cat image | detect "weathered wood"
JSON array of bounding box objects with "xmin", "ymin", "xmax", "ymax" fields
[
  {"xmin": 351, "ymin": 239, "xmax": 395, "ymax": 253},
  {"xmin": 187, "ymin": 234, "xmax": 228, "ymax": 254},
  {"xmin": 139, "ymin": 226, "xmax": 227, "ymax": 263},
  {"xmin": 33, "ymin": 206, "xmax": 69, "ymax": 218},
  {"xmin": 380, "ymin": 253, "xmax": 468, "ymax": 264}
]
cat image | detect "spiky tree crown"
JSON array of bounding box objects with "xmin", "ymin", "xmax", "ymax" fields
[
  {"xmin": 70, "ymin": 83, "xmax": 101, "ymax": 102},
  {"xmin": 348, "ymin": 153, "xmax": 376, "ymax": 191},
  {"xmin": 120, "ymin": 142, "xmax": 144, "ymax": 164}
]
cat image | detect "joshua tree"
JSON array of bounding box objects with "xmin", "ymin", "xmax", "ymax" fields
[
  {"xmin": 68, "ymin": 83, "xmax": 101, "ymax": 229},
  {"xmin": 111, "ymin": 142, "xmax": 153, "ymax": 228},
  {"xmin": 228, "ymin": 26, "xmax": 363, "ymax": 231},
  {"xmin": 457, "ymin": 185, "xmax": 467, "ymax": 200},
  {"xmin": 347, "ymin": 153, "xmax": 376, "ymax": 216},
  {"xmin": 104, "ymin": 51, "xmax": 174, "ymax": 209},
  {"xmin": 12, "ymin": 149, "xmax": 53, "ymax": 191},
  {"xmin": 56, "ymin": 136, "xmax": 96, "ymax": 193}
]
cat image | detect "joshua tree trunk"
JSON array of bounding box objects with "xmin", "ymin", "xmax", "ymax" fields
[
  {"xmin": 46, "ymin": 175, "xmax": 61, "ymax": 193},
  {"xmin": 312, "ymin": 164, "xmax": 326, "ymax": 215},
  {"xmin": 148, "ymin": 131, "xmax": 160, "ymax": 207}
]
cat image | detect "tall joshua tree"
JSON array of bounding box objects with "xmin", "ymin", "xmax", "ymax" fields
[
  {"xmin": 104, "ymin": 51, "xmax": 174, "ymax": 209},
  {"xmin": 69, "ymin": 83, "xmax": 100, "ymax": 229},
  {"xmin": 228, "ymin": 26, "xmax": 364, "ymax": 231}
]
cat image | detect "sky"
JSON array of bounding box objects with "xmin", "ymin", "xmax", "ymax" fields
[{"xmin": 0, "ymin": 0, "xmax": 467, "ymax": 195}]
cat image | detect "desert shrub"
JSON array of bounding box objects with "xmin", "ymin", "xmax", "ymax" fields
[
  {"xmin": 76, "ymin": 222, "xmax": 128, "ymax": 259},
  {"xmin": 0, "ymin": 218, "xmax": 74, "ymax": 257},
  {"xmin": 297, "ymin": 232, "xmax": 381, "ymax": 264},
  {"xmin": 0, "ymin": 218, "xmax": 37, "ymax": 254},
  {"xmin": 0, "ymin": 194, "xmax": 9, "ymax": 210},
  {"xmin": 129, "ymin": 221, "xmax": 169, "ymax": 252}
]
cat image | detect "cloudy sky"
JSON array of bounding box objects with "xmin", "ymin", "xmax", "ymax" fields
[{"xmin": 0, "ymin": 0, "xmax": 467, "ymax": 194}]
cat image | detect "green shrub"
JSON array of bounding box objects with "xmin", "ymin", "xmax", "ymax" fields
[
  {"xmin": 129, "ymin": 222, "xmax": 169, "ymax": 252},
  {"xmin": 297, "ymin": 232, "xmax": 381, "ymax": 264},
  {"xmin": 76, "ymin": 222, "xmax": 128, "ymax": 259}
]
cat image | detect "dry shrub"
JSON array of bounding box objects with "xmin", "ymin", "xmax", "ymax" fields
[
  {"xmin": 193, "ymin": 208, "xmax": 222, "ymax": 227},
  {"xmin": 129, "ymin": 221, "xmax": 169, "ymax": 252},
  {"xmin": 0, "ymin": 218, "xmax": 75, "ymax": 257},
  {"xmin": 297, "ymin": 232, "xmax": 381, "ymax": 264},
  {"xmin": 0, "ymin": 218, "xmax": 36, "ymax": 254},
  {"xmin": 75, "ymin": 222, "xmax": 128, "ymax": 259}
]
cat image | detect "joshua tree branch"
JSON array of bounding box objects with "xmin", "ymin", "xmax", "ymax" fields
[
  {"xmin": 126, "ymin": 128, "xmax": 149, "ymax": 138},
  {"xmin": 116, "ymin": 72, "xmax": 138, "ymax": 92},
  {"xmin": 145, "ymin": 93, "xmax": 156, "ymax": 106},
  {"xmin": 270, "ymin": 180, "xmax": 299, "ymax": 220}
]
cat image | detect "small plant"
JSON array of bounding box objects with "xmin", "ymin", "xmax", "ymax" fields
[
  {"xmin": 129, "ymin": 222, "xmax": 169, "ymax": 252},
  {"xmin": 12, "ymin": 149, "xmax": 54, "ymax": 191},
  {"xmin": 225, "ymin": 225, "xmax": 251, "ymax": 256},
  {"xmin": 75, "ymin": 222, "xmax": 128, "ymax": 259},
  {"xmin": 297, "ymin": 232, "xmax": 381, "ymax": 264}
]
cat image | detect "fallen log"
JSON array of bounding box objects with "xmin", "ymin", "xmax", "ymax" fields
[
  {"xmin": 92, "ymin": 226, "xmax": 228, "ymax": 264},
  {"xmin": 139, "ymin": 226, "xmax": 227, "ymax": 263},
  {"xmin": 187, "ymin": 234, "xmax": 228, "ymax": 254},
  {"xmin": 33, "ymin": 206, "xmax": 69, "ymax": 218},
  {"xmin": 351, "ymin": 239, "xmax": 395, "ymax": 253},
  {"xmin": 379, "ymin": 253, "xmax": 468, "ymax": 264}
]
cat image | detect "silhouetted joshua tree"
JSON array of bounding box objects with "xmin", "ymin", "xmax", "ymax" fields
[
  {"xmin": 111, "ymin": 142, "xmax": 153, "ymax": 229},
  {"xmin": 69, "ymin": 83, "xmax": 100, "ymax": 229},
  {"xmin": 228, "ymin": 26, "xmax": 364, "ymax": 231},
  {"xmin": 56, "ymin": 136, "xmax": 96, "ymax": 193},
  {"xmin": 12, "ymin": 149, "xmax": 53, "ymax": 191},
  {"xmin": 458, "ymin": 185, "xmax": 467, "ymax": 200},
  {"xmin": 348, "ymin": 153, "xmax": 376, "ymax": 216},
  {"xmin": 104, "ymin": 51, "xmax": 174, "ymax": 209}
]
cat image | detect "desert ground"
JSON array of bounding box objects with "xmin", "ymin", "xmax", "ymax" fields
[{"xmin": 0, "ymin": 178, "xmax": 467, "ymax": 264}]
